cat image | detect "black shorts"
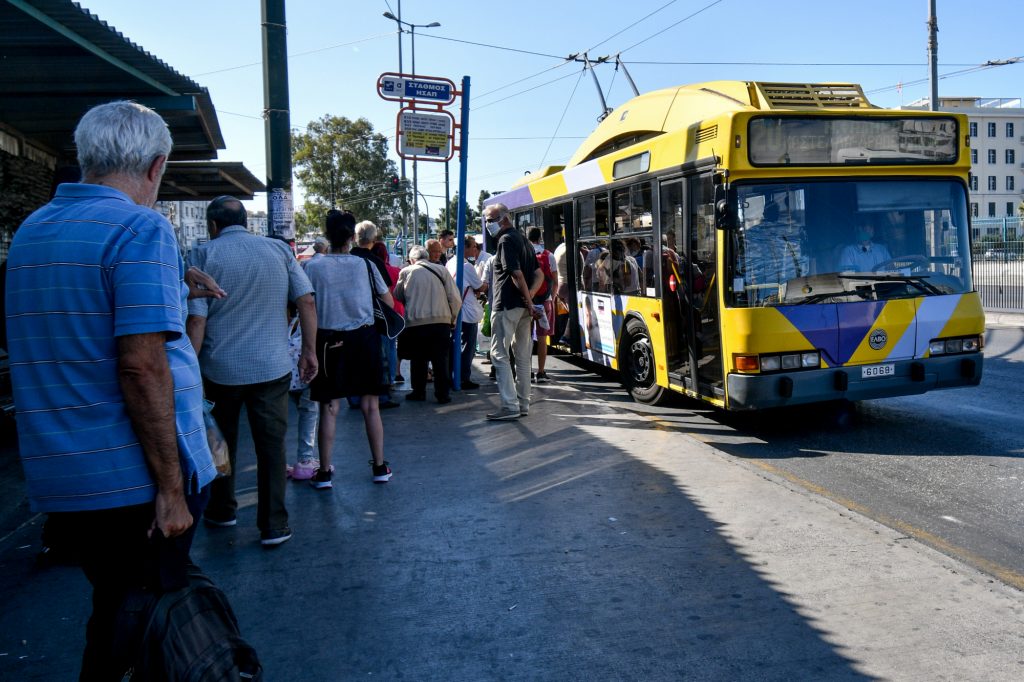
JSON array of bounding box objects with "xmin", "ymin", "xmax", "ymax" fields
[{"xmin": 309, "ymin": 326, "xmax": 387, "ymax": 402}]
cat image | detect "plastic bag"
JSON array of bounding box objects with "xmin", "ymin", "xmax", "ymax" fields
[
  {"xmin": 481, "ymin": 301, "xmax": 492, "ymax": 337},
  {"xmin": 203, "ymin": 400, "xmax": 230, "ymax": 477}
]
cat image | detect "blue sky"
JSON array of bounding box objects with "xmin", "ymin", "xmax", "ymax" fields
[{"xmin": 81, "ymin": 0, "xmax": 1023, "ymax": 220}]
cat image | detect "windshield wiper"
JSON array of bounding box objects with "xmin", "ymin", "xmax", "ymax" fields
[{"xmin": 837, "ymin": 273, "xmax": 943, "ymax": 296}]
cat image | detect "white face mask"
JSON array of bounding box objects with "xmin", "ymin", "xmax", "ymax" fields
[{"xmin": 485, "ymin": 220, "xmax": 502, "ymax": 236}]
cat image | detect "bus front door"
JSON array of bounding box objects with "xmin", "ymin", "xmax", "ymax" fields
[{"xmin": 544, "ymin": 202, "xmax": 578, "ymax": 352}]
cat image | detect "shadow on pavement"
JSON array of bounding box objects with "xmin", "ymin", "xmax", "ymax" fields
[{"xmin": 0, "ymin": 362, "xmax": 874, "ymax": 681}]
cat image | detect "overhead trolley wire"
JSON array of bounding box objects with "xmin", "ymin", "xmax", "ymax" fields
[
  {"xmin": 585, "ymin": 0, "xmax": 682, "ymax": 53},
  {"xmin": 866, "ymin": 57, "xmax": 1022, "ymax": 95},
  {"xmin": 618, "ymin": 0, "xmax": 726, "ymax": 55},
  {"xmin": 538, "ymin": 67, "xmax": 588, "ymax": 169}
]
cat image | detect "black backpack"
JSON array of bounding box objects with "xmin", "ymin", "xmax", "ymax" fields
[{"xmin": 118, "ymin": 565, "xmax": 263, "ymax": 681}]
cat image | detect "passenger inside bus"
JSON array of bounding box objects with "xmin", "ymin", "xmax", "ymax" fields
[{"xmin": 595, "ymin": 240, "xmax": 641, "ymax": 294}]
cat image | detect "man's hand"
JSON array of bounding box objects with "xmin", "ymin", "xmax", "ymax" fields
[
  {"xmin": 185, "ymin": 266, "xmax": 227, "ymax": 300},
  {"xmin": 151, "ymin": 487, "xmax": 193, "ymax": 538},
  {"xmin": 298, "ymin": 349, "xmax": 318, "ymax": 384}
]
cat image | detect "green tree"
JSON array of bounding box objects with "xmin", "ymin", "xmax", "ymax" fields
[
  {"xmin": 291, "ymin": 115, "xmax": 408, "ymax": 236},
  {"xmin": 437, "ymin": 192, "xmax": 479, "ymax": 232}
]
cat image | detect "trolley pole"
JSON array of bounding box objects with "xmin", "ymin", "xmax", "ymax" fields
[
  {"xmin": 927, "ymin": 0, "xmax": 939, "ymax": 111},
  {"xmin": 262, "ymin": 0, "xmax": 294, "ymax": 239}
]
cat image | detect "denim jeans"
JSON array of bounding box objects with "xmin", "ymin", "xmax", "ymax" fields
[
  {"xmin": 289, "ymin": 387, "xmax": 319, "ymax": 463},
  {"xmin": 203, "ymin": 373, "xmax": 290, "ymax": 533},
  {"xmin": 490, "ymin": 307, "xmax": 533, "ymax": 412}
]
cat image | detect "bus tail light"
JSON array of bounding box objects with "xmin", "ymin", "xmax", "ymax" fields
[{"xmin": 668, "ymin": 274, "xmax": 678, "ymax": 293}]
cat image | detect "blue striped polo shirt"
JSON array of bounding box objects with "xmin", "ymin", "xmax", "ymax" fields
[{"xmin": 4, "ymin": 183, "xmax": 216, "ymax": 513}]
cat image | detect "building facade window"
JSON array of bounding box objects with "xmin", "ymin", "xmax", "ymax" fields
[
  {"xmin": 971, "ymin": 148, "xmax": 978, "ymax": 164},
  {"xmin": 1008, "ymin": 176, "xmax": 1015, "ymax": 191},
  {"xmin": 970, "ymin": 174, "xmax": 978, "ymax": 191},
  {"xmin": 988, "ymin": 149, "xmax": 997, "ymax": 164},
  {"xmin": 988, "ymin": 176, "xmax": 997, "ymax": 191},
  {"xmin": 969, "ymin": 121, "xmax": 978, "ymax": 137},
  {"xmin": 971, "ymin": 202, "xmax": 979, "ymax": 217},
  {"xmin": 1007, "ymin": 122, "xmax": 1015, "ymax": 138},
  {"xmin": 1007, "ymin": 149, "xmax": 1016, "ymax": 164},
  {"xmin": 1008, "ymin": 202, "xmax": 1016, "ymax": 217},
  {"xmin": 988, "ymin": 122, "xmax": 997, "ymax": 137},
  {"xmin": 988, "ymin": 202, "xmax": 997, "ymax": 217}
]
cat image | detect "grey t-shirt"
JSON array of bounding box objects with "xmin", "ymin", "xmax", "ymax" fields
[{"xmin": 304, "ymin": 253, "xmax": 387, "ymax": 331}]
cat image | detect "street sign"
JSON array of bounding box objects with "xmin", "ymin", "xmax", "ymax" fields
[
  {"xmin": 377, "ymin": 73, "xmax": 457, "ymax": 105},
  {"xmin": 397, "ymin": 108, "xmax": 454, "ymax": 161}
]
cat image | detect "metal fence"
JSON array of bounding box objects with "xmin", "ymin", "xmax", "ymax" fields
[{"xmin": 971, "ymin": 231, "xmax": 1024, "ymax": 311}]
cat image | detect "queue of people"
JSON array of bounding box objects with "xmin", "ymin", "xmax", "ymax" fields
[{"xmin": 2, "ymin": 100, "xmax": 563, "ymax": 679}]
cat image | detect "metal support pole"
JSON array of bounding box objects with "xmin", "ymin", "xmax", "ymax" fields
[
  {"xmin": 452, "ymin": 76, "xmax": 471, "ymax": 392},
  {"xmin": 445, "ymin": 161, "xmax": 451, "ymax": 232},
  {"xmin": 262, "ymin": 0, "xmax": 294, "ymax": 239},
  {"xmin": 927, "ymin": 0, "xmax": 939, "ymax": 112},
  {"xmin": 397, "ymin": 0, "xmax": 408, "ymax": 248},
  {"xmin": 411, "ymin": 25, "xmax": 419, "ymax": 246}
]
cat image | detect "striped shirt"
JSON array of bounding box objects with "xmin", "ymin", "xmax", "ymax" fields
[
  {"xmin": 186, "ymin": 227, "xmax": 313, "ymax": 385},
  {"xmin": 4, "ymin": 183, "xmax": 215, "ymax": 513}
]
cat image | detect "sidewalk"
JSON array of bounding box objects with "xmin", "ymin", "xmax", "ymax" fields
[{"xmin": 0, "ymin": 357, "xmax": 1022, "ymax": 680}]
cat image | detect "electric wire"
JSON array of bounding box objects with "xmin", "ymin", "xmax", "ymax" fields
[
  {"xmin": 538, "ymin": 67, "xmax": 587, "ymax": 169},
  {"xmin": 585, "ymin": 0, "xmax": 682, "ymax": 53},
  {"xmin": 619, "ymin": 0, "xmax": 726, "ymax": 55},
  {"xmin": 192, "ymin": 32, "xmax": 394, "ymax": 77}
]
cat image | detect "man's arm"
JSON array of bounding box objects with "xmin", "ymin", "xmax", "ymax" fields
[
  {"xmin": 294, "ymin": 293, "xmax": 319, "ymax": 383},
  {"xmin": 186, "ymin": 314, "xmax": 206, "ymax": 358},
  {"xmin": 117, "ymin": 332, "xmax": 192, "ymax": 538},
  {"xmin": 511, "ymin": 270, "xmax": 542, "ymax": 318},
  {"xmin": 184, "ymin": 266, "xmax": 227, "ymax": 300}
]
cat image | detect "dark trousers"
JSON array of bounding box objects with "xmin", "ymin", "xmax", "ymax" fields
[
  {"xmin": 47, "ymin": 488, "xmax": 209, "ymax": 681},
  {"xmin": 405, "ymin": 323, "xmax": 452, "ymax": 400},
  {"xmin": 451, "ymin": 321, "xmax": 478, "ymax": 383},
  {"xmin": 203, "ymin": 374, "xmax": 290, "ymax": 533}
]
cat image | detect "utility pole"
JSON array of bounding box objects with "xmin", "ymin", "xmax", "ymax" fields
[
  {"xmin": 262, "ymin": 0, "xmax": 294, "ymax": 239},
  {"xmin": 927, "ymin": 0, "xmax": 939, "ymax": 111}
]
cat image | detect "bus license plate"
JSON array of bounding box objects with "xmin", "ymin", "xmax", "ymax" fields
[{"xmin": 862, "ymin": 363, "xmax": 895, "ymax": 379}]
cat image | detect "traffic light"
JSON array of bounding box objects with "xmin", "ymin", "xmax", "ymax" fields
[{"xmin": 388, "ymin": 175, "xmax": 401, "ymax": 191}]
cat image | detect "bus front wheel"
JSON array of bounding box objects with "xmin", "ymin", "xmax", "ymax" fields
[{"xmin": 621, "ymin": 318, "xmax": 666, "ymax": 405}]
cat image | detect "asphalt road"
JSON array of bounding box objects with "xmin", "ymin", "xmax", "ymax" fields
[{"xmin": 563, "ymin": 324, "xmax": 1024, "ymax": 590}]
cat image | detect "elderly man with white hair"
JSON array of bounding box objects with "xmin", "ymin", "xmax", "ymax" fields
[{"xmin": 4, "ymin": 100, "xmax": 235, "ymax": 678}]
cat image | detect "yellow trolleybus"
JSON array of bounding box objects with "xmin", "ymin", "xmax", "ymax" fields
[{"xmin": 492, "ymin": 81, "xmax": 984, "ymax": 409}]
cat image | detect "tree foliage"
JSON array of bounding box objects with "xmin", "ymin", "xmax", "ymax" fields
[
  {"xmin": 291, "ymin": 115, "xmax": 408, "ymax": 236},
  {"xmin": 436, "ymin": 189, "xmax": 494, "ymax": 234}
]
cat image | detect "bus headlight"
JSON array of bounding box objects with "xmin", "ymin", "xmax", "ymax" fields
[
  {"xmin": 929, "ymin": 335, "xmax": 982, "ymax": 355},
  {"xmin": 754, "ymin": 351, "xmax": 819, "ymax": 373}
]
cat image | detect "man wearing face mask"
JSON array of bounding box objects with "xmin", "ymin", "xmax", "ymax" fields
[
  {"xmin": 482, "ymin": 203, "xmax": 543, "ymax": 420},
  {"xmin": 837, "ymin": 219, "xmax": 892, "ymax": 272}
]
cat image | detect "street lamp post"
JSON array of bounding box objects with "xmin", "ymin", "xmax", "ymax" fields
[{"xmin": 382, "ymin": 10, "xmax": 440, "ymax": 246}]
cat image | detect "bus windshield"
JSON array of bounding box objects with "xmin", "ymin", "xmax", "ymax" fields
[{"xmin": 728, "ymin": 179, "xmax": 972, "ymax": 308}]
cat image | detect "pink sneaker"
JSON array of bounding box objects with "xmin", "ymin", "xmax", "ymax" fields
[{"xmin": 287, "ymin": 460, "xmax": 318, "ymax": 481}]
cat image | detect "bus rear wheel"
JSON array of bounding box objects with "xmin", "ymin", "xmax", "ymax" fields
[{"xmin": 621, "ymin": 318, "xmax": 666, "ymax": 405}]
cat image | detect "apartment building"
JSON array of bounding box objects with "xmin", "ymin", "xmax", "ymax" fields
[{"xmin": 905, "ymin": 97, "xmax": 1024, "ymax": 223}]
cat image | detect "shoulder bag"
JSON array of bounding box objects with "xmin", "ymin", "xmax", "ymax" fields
[{"xmin": 365, "ymin": 260, "xmax": 405, "ymax": 339}]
